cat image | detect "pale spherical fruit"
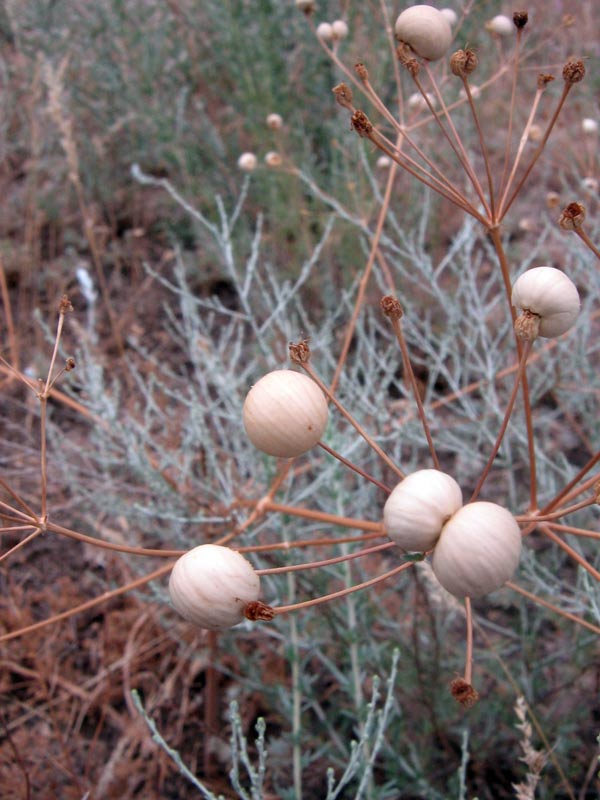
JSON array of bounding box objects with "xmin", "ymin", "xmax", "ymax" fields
[
  {"xmin": 485, "ymin": 14, "xmax": 513, "ymax": 36},
  {"xmin": 440, "ymin": 8, "xmax": 458, "ymax": 26},
  {"xmin": 243, "ymin": 369, "xmax": 328, "ymax": 457},
  {"xmin": 237, "ymin": 152, "xmax": 257, "ymax": 172},
  {"xmin": 383, "ymin": 470, "xmax": 463, "ymax": 551},
  {"xmin": 511, "ymin": 266, "xmax": 580, "ymax": 338},
  {"xmin": 169, "ymin": 544, "xmax": 260, "ymax": 629},
  {"xmin": 266, "ymin": 113, "xmax": 283, "ymax": 130},
  {"xmin": 316, "ymin": 21, "xmax": 334, "ymax": 41},
  {"xmin": 331, "ymin": 19, "xmax": 349, "ymax": 39},
  {"xmin": 394, "ymin": 5, "xmax": 453, "ymax": 61},
  {"xmin": 432, "ymin": 502, "xmax": 522, "ymax": 598}
]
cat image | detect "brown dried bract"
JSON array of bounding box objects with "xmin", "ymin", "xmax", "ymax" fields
[
  {"xmin": 450, "ymin": 678, "xmax": 479, "ymax": 708},
  {"xmin": 65, "ymin": 357, "xmax": 76, "ymax": 371},
  {"xmin": 537, "ymin": 73, "xmax": 555, "ymax": 89},
  {"xmin": 351, "ymin": 110, "xmax": 374, "ymax": 138},
  {"xmin": 513, "ymin": 11, "xmax": 528, "ymax": 29},
  {"xmin": 59, "ymin": 295, "xmax": 74, "ymax": 315},
  {"xmin": 450, "ymin": 49, "xmax": 478, "ymax": 78},
  {"xmin": 332, "ymin": 83, "xmax": 354, "ymax": 110},
  {"xmin": 244, "ymin": 600, "xmax": 275, "ymax": 622},
  {"xmin": 380, "ymin": 295, "xmax": 403, "ymax": 321},
  {"xmin": 289, "ymin": 338, "xmax": 311, "ymax": 364},
  {"xmin": 562, "ymin": 59, "xmax": 585, "ymax": 84},
  {"xmin": 558, "ymin": 202, "xmax": 586, "ymax": 230},
  {"xmin": 514, "ymin": 310, "xmax": 541, "ymax": 342},
  {"xmin": 396, "ymin": 43, "xmax": 420, "ymax": 77},
  {"xmin": 355, "ymin": 62, "xmax": 369, "ymax": 82}
]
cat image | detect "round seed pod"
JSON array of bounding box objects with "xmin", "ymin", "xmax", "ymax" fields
[
  {"xmin": 383, "ymin": 469, "xmax": 463, "ymax": 552},
  {"xmin": 266, "ymin": 113, "xmax": 283, "ymax": 130},
  {"xmin": 331, "ymin": 19, "xmax": 349, "ymax": 39},
  {"xmin": 316, "ymin": 21, "xmax": 334, "ymax": 41},
  {"xmin": 432, "ymin": 502, "xmax": 522, "ymax": 598},
  {"xmin": 243, "ymin": 369, "xmax": 328, "ymax": 458},
  {"xmin": 511, "ymin": 266, "xmax": 580, "ymax": 338},
  {"xmin": 237, "ymin": 152, "xmax": 257, "ymax": 172},
  {"xmin": 264, "ymin": 151, "xmax": 283, "ymax": 167},
  {"xmin": 440, "ymin": 8, "xmax": 458, "ymax": 26},
  {"xmin": 394, "ymin": 5, "xmax": 453, "ymax": 62},
  {"xmin": 485, "ymin": 14, "xmax": 513, "ymax": 36},
  {"xmin": 169, "ymin": 544, "xmax": 260, "ymax": 629}
]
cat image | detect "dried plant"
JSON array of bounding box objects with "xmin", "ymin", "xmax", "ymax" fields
[{"xmin": 1, "ymin": 2, "xmax": 600, "ymax": 798}]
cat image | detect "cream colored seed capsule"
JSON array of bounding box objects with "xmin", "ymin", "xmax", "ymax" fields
[
  {"xmin": 243, "ymin": 369, "xmax": 328, "ymax": 458},
  {"xmin": 511, "ymin": 266, "xmax": 580, "ymax": 338},
  {"xmin": 265, "ymin": 151, "xmax": 283, "ymax": 167},
  {"xmin": 485, "ymin": 14, "xmax": 513, "ymax": 35},
  {"xmin": 316, "ymin": 21, "xmax": 334, "ymax": 41},
  {"xmin": 394, "ymin": 5, "xmax": 453, "ymax": 61},
  {"xmin": 331, "ymin": 19, "xmax": 349, "ymax": 39},
  {"xmin": 169, "ymin": 544, "xmax": 260, "ymax": 629},
  {"xmin": 582, "ymin": 118, "xmax": 598, "ymax": 135},
  {"xmin": 383, "ymin": 470, "xmax": 463, "ymax": 552},
  {"xmin": 440, "ymin": 8, "xmax": 458, "ymax": 26},
  {"xmin": 432, "ymin": 502, "xmax": 522, "ymax": 598},
  {"xmin": 266, "ymin": 113, "xmax": 283, "ymax": 130},
  {"xmin": 237, "ymin": 152, "xmax": 257, "ymax": 172}
]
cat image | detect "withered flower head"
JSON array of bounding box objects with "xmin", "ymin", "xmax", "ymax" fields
[
  {"xmin": 351, "ymin": 110, "xmax": 374, "ymax": 138},
  {"xmin": 513, "ymin": 11, "xmax": 528, "ymax": 29},
  {"xmin": 537, "ymin": 73, "xmax": 554, "ymax": 89},
  {"xmin": 450, "ymin": 48, "xmax": 478, "ymax": 78},
  {"xmin": 558, "ymin": 202, "xmax": 586, "ymax": 230},
  {"xmin": 332, "ymin": 82, "xmax": 354, "ymax": 110},
  {"xmin": 451, "ymin": 678, "xmax": 479, "ymax": 708},
  {"xmin": 380, "ymin": 296, "xmax": 403, "ymax": 321},
  {"xmin": 562, "ymin": 58, "xmax": 585, "ymax": 84}
]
